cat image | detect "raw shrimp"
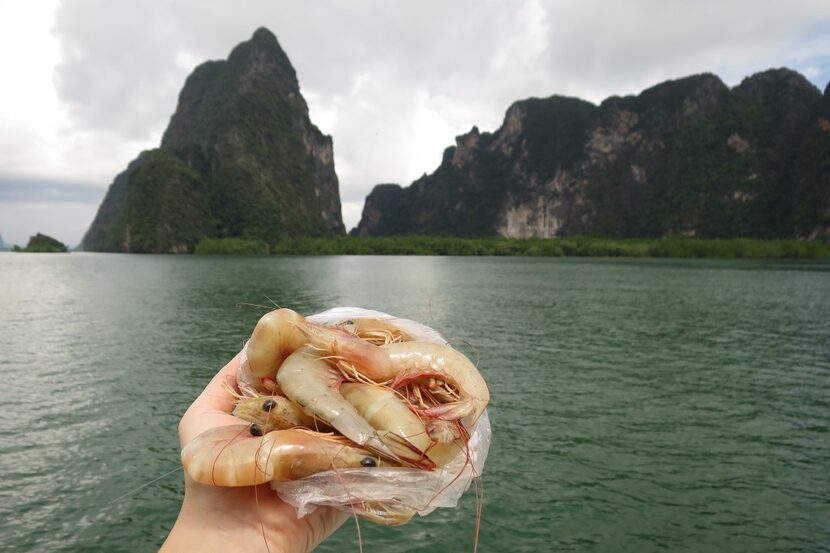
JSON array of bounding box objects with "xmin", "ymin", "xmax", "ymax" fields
[
  {"xmin": 300, "ymin": 330, "xmax": 490, "ymax": 427},
  {"xmin": 340, "ymin": 382, "xmax": 435, "ymax": 468},
  {"xmin": 243, "ymin": 308, "xmax": 370, "ymax": 392},
  {"xmin": 384, "ymin": 342, "xmax": 489, "ymax": 427},
  {"xmin": 232, "ymin": 394, "xmax": 319, "ymax": 434},
  {"xmin": 243, "ymin": 308, "xmax": 313, "ymax": 391},
  {"xmin": 181, "ymin": 425, "xmax": 382, "ymax": 487},
  {"xmin": 276, "ymin": 347, "xmax": 401, "ymax": 461}
]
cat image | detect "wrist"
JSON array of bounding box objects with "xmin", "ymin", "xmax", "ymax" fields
[{"xmin": 161, "ymin": 486, "xmax": 289, "ymax": 553}]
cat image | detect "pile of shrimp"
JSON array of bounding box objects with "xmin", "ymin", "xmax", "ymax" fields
[{"xmin": 181, "ymin": 307, "xmax": 491, "ymax": 526}]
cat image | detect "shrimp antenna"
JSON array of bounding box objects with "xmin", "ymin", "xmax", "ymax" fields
[
  {"xmin": 236, "ymin": 302, "xmax": 277, "ymax": 312},
  {"xmin": 104, "ymin": 466, "xmax": 183, "ymax": 506}
]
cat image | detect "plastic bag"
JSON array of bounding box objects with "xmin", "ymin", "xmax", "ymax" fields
[{"xmin": 238, "ymin": 307, "xmax": 491, "ymax": 519}]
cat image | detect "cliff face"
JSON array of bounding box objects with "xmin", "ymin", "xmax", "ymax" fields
[
  {"xmin": 354, "ymin": 69, "xmax": 830, "ymax": 240},
  {"xmin": 791, "ymin": 79, "xmax": 830, "ymax": 241},
  {"xmin": 82, "ymin": 28, "xmax": 344, "ymax": 253}
]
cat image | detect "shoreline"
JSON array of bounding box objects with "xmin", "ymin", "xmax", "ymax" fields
[{"xmin": 191, "ymin": 236, "xmax": 830, "ymax": 259}]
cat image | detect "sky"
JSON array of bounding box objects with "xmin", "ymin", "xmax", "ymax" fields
[{"xmin": 0, "ymin": 0, "xmax": 829, "ymax": 247}]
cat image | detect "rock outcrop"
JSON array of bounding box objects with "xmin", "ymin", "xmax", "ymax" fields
[
  {"xmin": 82, "ymin": 28, "xmax": 344, "ymax": 253},
  {"xmin": 354, "ymin": 68, "xmax": 830, "ymax": 240}
]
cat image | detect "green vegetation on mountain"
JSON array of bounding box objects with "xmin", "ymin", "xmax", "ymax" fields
[
  {"xmin": 355, "ymin": 69, "xmax": 830, "ymax": 243},
  {"xmin": 82, "ymin": 27, "xmax": 344, "ymax": 253},
  {"xmin": 16, "ymin": 233, "xmax": 69, "ymax": 253}
]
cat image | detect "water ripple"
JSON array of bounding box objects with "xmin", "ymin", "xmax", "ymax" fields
[{"xmin": 1, "ymin": 254, "xmax": 829, "ymax": 552}]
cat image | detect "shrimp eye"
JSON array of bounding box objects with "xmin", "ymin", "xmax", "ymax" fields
[
  {"xmin": 250, "ymin": 423, "xmax": 263, "ymax": 437},
  {"xmin": 360, "ymin": 457, "xmax": 377, "ymax": 467},
  {"xmin": 262, "ymin": 399, "xmax": 277, "ymax": 412}
]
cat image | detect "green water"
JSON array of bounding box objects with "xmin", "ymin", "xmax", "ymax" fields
[{"xmin": 1, "ymin": 253, "xmax": 829, "ymax": 552}]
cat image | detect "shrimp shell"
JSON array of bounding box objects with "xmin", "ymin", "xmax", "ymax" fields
[
  {"xmin": 181, "ymin": 425, "xmax": 380, "ymax": 487},
  {"xmin": 243, "ymin": 308, "xmax": 309, "ymax": 382},
  {"xmin": 299, "ymin": 332, "xmax": 490, "ymax": 428},
  {"xmin": 340, "ymin": 382, "xmax": 435, "ymax": 469},
  {"xmin": 276, "ymin": 347, "xmax": 399, "ymax": 460}
]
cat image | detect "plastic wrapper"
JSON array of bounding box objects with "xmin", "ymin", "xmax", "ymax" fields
[{"xmin": 237, "ymin": 307, "xmax": 491, "ymax": 520}]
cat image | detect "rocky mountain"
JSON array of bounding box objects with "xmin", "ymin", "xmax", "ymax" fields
[
  {"xmin": 354, "ymin": 68, "xmax": 830, "ymax": 241},
  {"xmin": 82, "ymin": 28, "xmax": 344, "ymax": 253}
]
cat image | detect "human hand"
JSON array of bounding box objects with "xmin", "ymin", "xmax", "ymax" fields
[{"xmin": 160, "ymin": 353, "xmax": 349, "ymax": 553}]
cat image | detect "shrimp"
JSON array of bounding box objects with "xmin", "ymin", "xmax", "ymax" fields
[
  {"xmin": 341, "ymin": 383, "xmax": 471, "ymax": 468},
  {"xmin": 243, "ymin": 308, "xmax": 311, "ymax": 391},
  {"xmin": 181, "ymin": 425, "xmax": 383, "ymax": 487},
  {"xmin": 232, "ymin": 394, "xmax": 320, "ymax": 434},
  {"xmin": 340, "ymin": 382, "xmax": 435, "ymax": 468},
  {"xmin": 353, "ymin": 502, "xmax": 416, "ymax": 526},
  {"xmin": 301, "ymin": 331, "xmax": 490, "ymax": 428},
  {"xmin": 276, "ymin": 347, "xmax": 403, "ymax": 462},
  {"xmin": 243, "ymin": 308, "xmax": 373, "ymax": 392},
  {"xmin": 183, "ymin": 426, "xmax": 423, "ymax": 527}
]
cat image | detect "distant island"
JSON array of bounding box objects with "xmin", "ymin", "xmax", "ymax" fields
[
  {"xmin": 13, "ymin": 233, "xmax": 69, "ymax": 253},
  {"xmin": 80, "ymin": 27, "xmax": 830, "ymax": 256},
  {"xmin": 82, "ymin": 28, "xmax": 343, "ymax": 254}
]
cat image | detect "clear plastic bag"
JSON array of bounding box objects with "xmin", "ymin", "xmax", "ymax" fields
[{"xmin": 238, "ymin": 307, "xmax": 491, "ymax": 519}]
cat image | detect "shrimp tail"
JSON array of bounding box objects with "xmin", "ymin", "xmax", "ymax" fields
[
  {"xmin": 422, "ymin": 400, "xmax": 475, "ymax": 421},
  {"xmin": 376, "ymin": 430, "xmax": 436, "ymax": 471}
]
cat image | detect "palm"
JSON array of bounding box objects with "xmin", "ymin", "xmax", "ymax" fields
[{"xmin": 169, "ymin": 354, "xmax": 349, "ymax": 553}]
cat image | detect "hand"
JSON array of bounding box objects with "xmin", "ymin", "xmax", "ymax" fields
[{"xmin": 160, "ymin": 353, "xmax": 349, "ymax": 553}]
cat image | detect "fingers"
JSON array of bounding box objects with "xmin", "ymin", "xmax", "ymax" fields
[
  {"xmin": 296, "ymin": 506, "xmax": 350, "ymax": 553},
  {"xmin": 179, "ymin": 352, "xmax": 244, "ymax": 446}
]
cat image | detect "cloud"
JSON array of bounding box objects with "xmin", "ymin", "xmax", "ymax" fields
[
  {"xmin": 3, "ymin": 0, "xmax": 830, "ymax": 240},
  {"xmin": 0, "ymin": 174, "xmax": 106, "ymax": 203}
]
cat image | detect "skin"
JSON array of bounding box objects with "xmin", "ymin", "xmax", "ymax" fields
[{"xmin": 161, "ymin": 353, "xmax": 349, "ymax": 553}]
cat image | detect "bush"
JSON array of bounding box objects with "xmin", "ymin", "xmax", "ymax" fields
[
  {"xmin": 268, "ymin": 235, "xmax": 830, "ymax": 259},
  {"xmin": 194, "ymin": 238, "xmax": 269, "ymax": 255}
]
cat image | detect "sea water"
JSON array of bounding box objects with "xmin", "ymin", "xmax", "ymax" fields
[{"xmin": 1, "ymin": 253, "xmax": 829, "ymax": 552}]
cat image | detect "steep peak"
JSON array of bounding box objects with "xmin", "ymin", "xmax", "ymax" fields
[
  {"xmin": 351, "ymin": 183, "xmax": 408, "ymax": 237},
  {"xmin": 496, "ymin": 95, "xmax": 595, "ymax": 135},
  {"xmin": 451, "ymin": 126, "xmax": 482, "ymax": 168},
  {"xmin": 162, "ymin": 28, "xmax": 304, "ymax": 150},
  {"xmin": 226, "ymin": 26, "xmax": 299, "ymax": 91},
  {"xmin": 735, "ymin": 67, "xmax": 821, "ymax": 99},
  {"xmin": 636, "ymin": 73, "xmax": 727, "ymax": 104},
  {"xmin": 246, "ymin": 26, "xmax": 289, "ymax": 64},
  {"xmin": 455, "ymin": 125, "xmax": 480, "ymax": 146},
  {"xmin": 251, "ymin": 26, "xmax": 277, "ymax": 44},
  {"xmin": 824, "ymin": 80, "xmax": 830, "ymax": 98},
  {"xmin": 626, "ymin": 72, "xmax": 728, "ymax": 122}
]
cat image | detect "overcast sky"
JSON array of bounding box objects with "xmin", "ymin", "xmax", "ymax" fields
[{"xmin": 0, "ymin": 0, "xmax": 829, "ymax": 246}]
